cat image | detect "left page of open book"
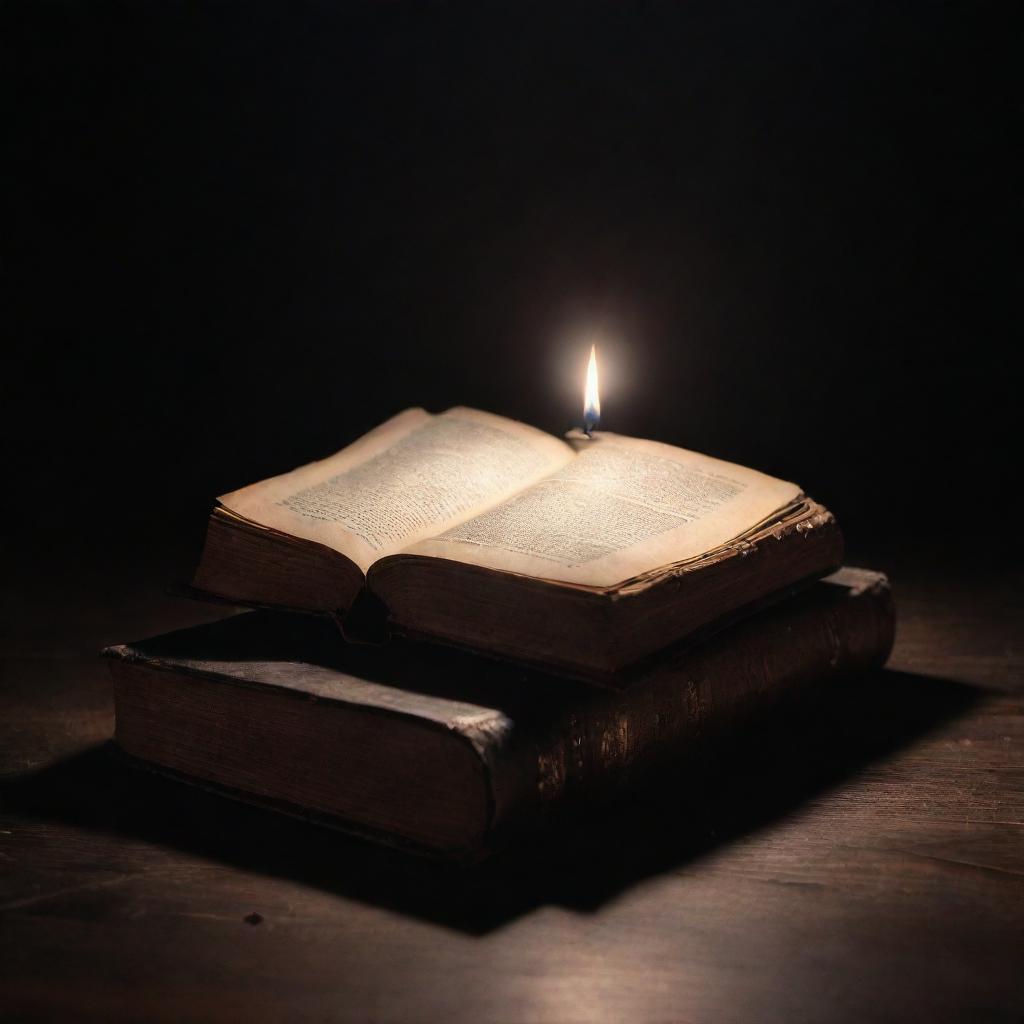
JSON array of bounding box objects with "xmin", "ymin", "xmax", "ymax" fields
[{"xmin": 218, "ymin": 407, "xmax": 575, "ymax": 573}]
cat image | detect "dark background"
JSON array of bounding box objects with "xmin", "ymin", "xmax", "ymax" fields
[
  {"xmin": 5, "ymin": 7, "xmax": 1024, "ymax": 1019},
  {"xmin": 6, "ymin": 0, "xmax": 1019, "ymax": 591}
]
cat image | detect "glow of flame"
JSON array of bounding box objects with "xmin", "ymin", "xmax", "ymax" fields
[{"xmin": 583, "ymin": 344, "xmax": 600, "ymax": 432}]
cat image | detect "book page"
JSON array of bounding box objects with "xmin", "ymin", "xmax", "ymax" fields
[
  {"xmin": 218, "ymin": 407, "xmax": 574, "ymax": 573},
  {"xmin": 402, "ymin": 433, "xmax": 802, "ymax": 587}
]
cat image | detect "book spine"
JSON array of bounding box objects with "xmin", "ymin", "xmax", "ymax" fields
[{"xmin": 484, "ymin": 572, "xmax": 895, "ymax": 844}]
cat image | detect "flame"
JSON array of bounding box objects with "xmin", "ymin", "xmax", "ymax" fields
[{"xmin": 583, "ymin": 344, "xmax": 600, "ymax": 431}]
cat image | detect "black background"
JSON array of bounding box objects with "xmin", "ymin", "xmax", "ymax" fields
[{"xmin": 6, "ymin": 1, "xmax": 1019, "ymax": 587}]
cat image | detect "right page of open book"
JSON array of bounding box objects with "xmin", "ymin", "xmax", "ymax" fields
[{"xmin": 401, "ymin": 433, "xmax": 802, "ymax": 587}]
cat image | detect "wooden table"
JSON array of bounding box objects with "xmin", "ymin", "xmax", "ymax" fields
[{"xmin": 2, "ymin": 556, "xmax": 1022, "ymax": 1022}]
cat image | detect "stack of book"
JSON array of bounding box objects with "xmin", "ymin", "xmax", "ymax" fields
[{"xmin": 105, "ymin": 408, "xmax": 894, "ymax": 860}]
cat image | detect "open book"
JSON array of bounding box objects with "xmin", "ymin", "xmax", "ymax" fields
[{"xmin": 192, "ymin": 407, "xmax": 843, "ymax": 681}]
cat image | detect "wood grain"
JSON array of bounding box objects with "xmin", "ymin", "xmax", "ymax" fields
[{"xmin": 1, "ymin": 558, "xmax": 1022, "ymax": 1023}]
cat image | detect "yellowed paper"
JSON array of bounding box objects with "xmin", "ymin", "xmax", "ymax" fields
[
  {"xmin": 219, "ymin": 407, "xmax": 574, "ymax": 572},
  {"xmin": 404, "ymin": 432, "xmax": 802, "ymax": 587}
]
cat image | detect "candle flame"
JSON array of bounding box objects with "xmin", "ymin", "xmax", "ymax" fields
[{"xmin": 583, "ymin": 344, "xmax": 600, "ymax": 433}]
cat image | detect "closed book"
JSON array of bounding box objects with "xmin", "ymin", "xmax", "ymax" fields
[{"xmin": 105, "ymin": 567, "xmax": 893, "ymax": 860}]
